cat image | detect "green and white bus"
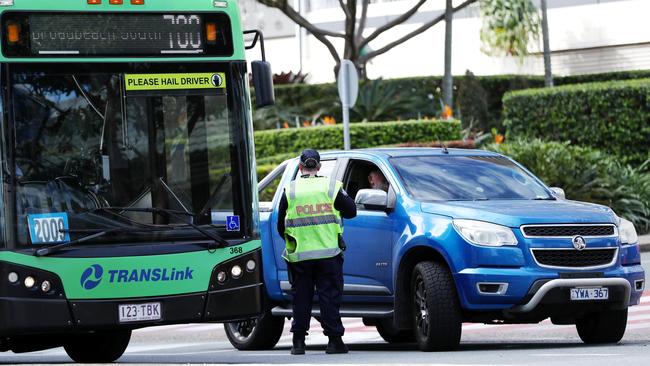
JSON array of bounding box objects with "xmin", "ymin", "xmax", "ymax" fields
[{"xmin": 0, "ymin": 0, "xmax": 273, "ymax": 362}]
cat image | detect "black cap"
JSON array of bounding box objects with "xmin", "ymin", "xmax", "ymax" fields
[{"xmin": 300, "ymin": 149, "xmax": 320, "ymax": 169}]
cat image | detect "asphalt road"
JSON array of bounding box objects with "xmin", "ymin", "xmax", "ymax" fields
[{"xmin": 3, "ymin": 252, "xmax": 649, "ymax": 365}]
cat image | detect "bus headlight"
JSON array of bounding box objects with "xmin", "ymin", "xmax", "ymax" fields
[
  {"xmin": 8, "ymin": 272, "xmax": 19, "ymax": 284},
  {"xmin": 453, "ymin": 219, "xmax": 518, "ymax": 247},
  {"xmin": 24, "ymin": 276, "xmax": 36, "ymax": 288},
  {"xmin": 619, "ymin": 218, "xmax": 638, "ymax": 245},
  {"xmin": 231, "ymin": 265, "xmax": 242, "ymax": 279},
  {"xmin": 246, "ymin": 260, "xmax": 256, "ymax": 272},
  {"xmin": 217, "ymin": 271, "xmax": 227, "ymax": 283},
  {"xmin": 41, "ymin": 280, "xmax": 52, "ymax": 293}
]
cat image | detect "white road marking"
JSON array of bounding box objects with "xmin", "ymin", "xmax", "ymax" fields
[
  {"xmin": 176, "ymin": 323, "xmax": 224, "ymax": 332},
  {"xmin": 125, "ymin": 342, "xmax": 208, "ymax": 353},
  {"xmin": 134, "ymin": 324, "xmax": 198, "ymax": 333},
  {"xmin": 135, "ymin": 349, "xmax": 236, "ymax": 356},
  {"xmin": 629, "ymin": 304, "xmax": 650, "ymax": 312},
  {"xmin": 531, "ymin": 353, "xmax": 621, "ymax": 357}
]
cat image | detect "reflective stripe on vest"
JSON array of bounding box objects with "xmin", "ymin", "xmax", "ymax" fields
[
  {"xmin": 285, "ymin": 214, "xmax": 341, "ymax": 228},
  {"xmin": 282, "ymin": 247, "xmax": 342, "ymax": 262}
]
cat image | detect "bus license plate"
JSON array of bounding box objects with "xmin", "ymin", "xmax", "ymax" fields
[
  {"xmin": 118, "ymin": 302, "xmax": 162, "ymax": 323},
  {"xmin": 570, "ymin": 287, "xmax": 609, "ymax": 301}
]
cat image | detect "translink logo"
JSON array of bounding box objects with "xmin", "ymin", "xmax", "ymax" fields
[{"xmin": 80, "ymin": 264, "xmax": 194, "ymax": 290}]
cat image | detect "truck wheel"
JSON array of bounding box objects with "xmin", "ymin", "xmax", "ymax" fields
[
  {"xmin": 576, "ymin": 308, "xmax": 627, "ymax": 344},
  {"xmin": 64, "ymin": 330, "xmax": 131, "ymax": 363},
  {"xmin": 376, "ymin": 317, "xmax": 415, "ymax": 343},
  {"xmin": 224, "ymin": 307, "xmax": 285, "ymax": 350},
  {"xmin": 411, "ymin": 261, "xmax": 462, "ymax": 351}
]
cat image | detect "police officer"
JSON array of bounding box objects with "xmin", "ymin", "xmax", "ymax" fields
[{"xmin": 277, "ymin": 149, "xmax": 357, "ymax": 355}]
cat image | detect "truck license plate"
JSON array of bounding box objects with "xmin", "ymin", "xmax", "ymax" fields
[
  {"xmin": 118, "ymin": 302, "xmax": 162, "ymax": 323},
  {"xmin": 570, "ymin": 287, "xmax": 609, "ymax": 301}
]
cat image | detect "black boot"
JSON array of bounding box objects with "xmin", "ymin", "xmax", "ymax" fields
[
  {"xmin": 291, "ymin": 334, "xmax": 306, "ymax": 355},
  {"xmin": 325, "ymin": 336, "xmax": 348, "ymax": 354}
]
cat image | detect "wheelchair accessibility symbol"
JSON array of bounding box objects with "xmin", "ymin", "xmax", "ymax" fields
[{"xmin": 226, "ymin": 215, "xmax": 240, "ymax": 232}]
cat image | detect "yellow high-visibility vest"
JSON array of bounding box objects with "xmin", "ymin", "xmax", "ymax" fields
[{"xmin": 283, "ymin": 176, "xmax": 343, "ymax": 263}]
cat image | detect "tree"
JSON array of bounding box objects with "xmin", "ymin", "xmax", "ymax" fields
[
  {"xmin": 259, "ymin": 0, "xmax": 542, "ymax": 110},
  {"xmin": 443, "ymin": 0, "xmax": 454, "ymax": 108},
  {"xmin": 540, "ymin": 0, "xmax": 553, "ymax": 87},
  {"xmin": 479, "ymin": 0, "xmax": 540, "ymax": 61},
  {"xmin": 481, "ymin": 1, "xmax": 553, "ymax": 89},
  {"xmin": 257, "ymin": 0, "xmax": 479, "ymax": 78}
]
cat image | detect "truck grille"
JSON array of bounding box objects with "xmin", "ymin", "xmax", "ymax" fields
[
  {"xmin": 532, "ymin": 248, "xmax": 617, "ymax": 268},
  {"xmin": 522, "ymin": 225, "xmax": 615, "ymax": 237}
]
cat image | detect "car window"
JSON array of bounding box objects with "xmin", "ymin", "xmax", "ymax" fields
[
  {"xmin": 259, "ymin": 165, "xmax": 286, "ymax": 203},
  {"xmin": 342, "ymin": 159, "xmax": 389, "ymax": 200},
  {"xmin": 391, "ymin": 155, "xmax": 552, "ymax": 201}
]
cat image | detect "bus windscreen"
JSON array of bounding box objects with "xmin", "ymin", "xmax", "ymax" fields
[{"xmin": 2, "ymin": 12, "xmax": 233, "ymax": 57}]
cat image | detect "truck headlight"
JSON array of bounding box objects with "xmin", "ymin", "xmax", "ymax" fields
[
  {"xmin": 619, "ymin": 217, "xmax": 638, "ymax": 245},
  {"xmin": 453, "ymin": 219, "xmax": 518, "ymax": 247}
]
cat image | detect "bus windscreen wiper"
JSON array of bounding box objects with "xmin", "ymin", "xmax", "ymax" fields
[
  {"xmin": 34, "ymin": 226, "xmax": 164, "ymax": 257},
  {"xmin": 196, "ymin": 173, "xmax": 231, "ymax": 220},
  {"xmin": 37, "ymin": 206, "xmax": 230, "ymax": 257},
  {"xmin": 91, "ymin": 206, "xmax": 230, "ymax": 248}
]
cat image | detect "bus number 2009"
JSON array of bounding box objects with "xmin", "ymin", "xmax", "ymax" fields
[{"xmin": 33, "ymin": 218, "xmax": 66, "ymax": 243}]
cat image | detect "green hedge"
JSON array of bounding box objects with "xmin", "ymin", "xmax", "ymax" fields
[
  {"xmin": 268, "ymin": 70, "xmax": 650, "ymax": 132},
  {"xmin": 254, "ymin": 120, "xmax": 461, "ymax": 158},
  {"xmin": 487, "ymin": 140, "xmax": 650, "ymax": 233},
  {"xmin": 556, "ymin": 70, "xmax": 650, "ymax": 85},
  {"xmin": 273, "ymin": 75, "xmax": 543, "ymax": 129},
  {"xmin": 503, "ymin": 79, "xmax": 650, "ymax": 164}
]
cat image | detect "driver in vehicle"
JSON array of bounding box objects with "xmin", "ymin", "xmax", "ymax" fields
[{"xmin": 368, "ymin": 169, "xmax": 388, "ymax": 192}]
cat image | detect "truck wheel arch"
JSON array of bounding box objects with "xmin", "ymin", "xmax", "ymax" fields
[{"xmin": 394, "ymin": 245, "xmax": 455, "ymax": 330}]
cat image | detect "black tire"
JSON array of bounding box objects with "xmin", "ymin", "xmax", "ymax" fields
[
  {"xmin": 576, "ymin": 308, "xmax": 628, "ymax": 344},
  {"xmin": 376, "ymin": 317, "xmax": 415, "ymax": 343},
  {"xmin": 224, "ymin": 307, "xmax": 285, "ymax": 350},
  {"xmin": 411, "ymin": 261, "xmax": 462, "ymax": 351},
  {"xmin": 64, "ymin": 330, "xmax": 131, "ymax": 363}
]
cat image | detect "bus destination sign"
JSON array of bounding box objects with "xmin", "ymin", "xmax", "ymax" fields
[{"xmin": 2, "ymin": 13, "xmax": 233, "ymax": 58}]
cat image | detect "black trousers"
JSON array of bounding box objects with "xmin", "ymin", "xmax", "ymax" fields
[{"xmin": 288, "ymin": 254, "xmax": 344, "ymax": 337}]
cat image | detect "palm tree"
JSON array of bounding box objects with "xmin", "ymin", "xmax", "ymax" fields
[
  {"xmin": 541, "ymin": 0, "xmax": 553, "ymax": 87},
  {"xmin": 443, "ymin": 0, "xmax": 454, "ymax": 108}
]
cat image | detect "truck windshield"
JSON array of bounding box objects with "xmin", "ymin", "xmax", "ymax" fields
[
  {"xmin": 391, "ymin": 155, "xmax": 553, "ymax": 201},
  {"xmin": 9, "ymin": 65, "xmax": 240, "ymax": 246}
]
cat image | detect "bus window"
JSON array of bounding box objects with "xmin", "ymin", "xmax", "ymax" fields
[{"xmin": 11, "ymin": 68, "xmax": 241, "ymax": 244}]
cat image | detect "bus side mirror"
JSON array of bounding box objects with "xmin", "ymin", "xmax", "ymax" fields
[{"xmin": 252, "ymin": 60, "xmax": 275, "ymax": 108}]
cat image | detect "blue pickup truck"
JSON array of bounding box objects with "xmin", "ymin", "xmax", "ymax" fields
[{"xmin": 225, "ymin": 148, "xmax": 645, "ymax": 351}]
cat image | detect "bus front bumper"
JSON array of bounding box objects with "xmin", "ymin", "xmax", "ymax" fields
[{"xmin": 0, "ymin": 282, "xmax": 263, "ymax": 336}]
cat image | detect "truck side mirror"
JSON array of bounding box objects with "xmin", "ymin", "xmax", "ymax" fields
[
  {"xmin": 252, "ymin": 60, "xmax": 275, "ymax": 108},
  {"xmin": 549, "ymin": 187, "xmax": 565, "ymax": 199},
  {"xmin": 355, "ymin": 189, "xmax": 388, "ymax": 211}
]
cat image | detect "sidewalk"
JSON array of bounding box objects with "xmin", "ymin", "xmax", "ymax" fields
[{"xmin": 640, "ymin": 234, "xmax": 650, "ymax": 252}]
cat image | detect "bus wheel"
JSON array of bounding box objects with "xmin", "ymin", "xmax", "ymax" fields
[
  {"xmin": 64, "ymin": 330, "xmax": 131, "ymax": 363},
  {"xmin": 225, "ymin": 307, "xmax": 285, "ymax": 350}
]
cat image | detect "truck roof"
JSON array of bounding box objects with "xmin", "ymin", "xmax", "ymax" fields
[{"xmin": 319, "ymin": 147, "xmax": 503, "ymax": 159}]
